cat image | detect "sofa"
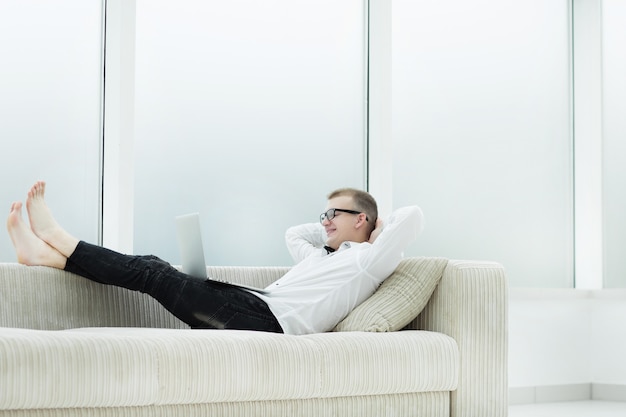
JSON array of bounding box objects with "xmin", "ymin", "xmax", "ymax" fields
[{"xmin": 0, "ymin": 257, "xmax": 508, "ymax": 417}]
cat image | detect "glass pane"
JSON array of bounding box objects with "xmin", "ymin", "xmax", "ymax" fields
[
  {"xmin": 133, "ymin": 0, "xmax": 366, "ymax": 266},
  {"xmin": 602, "ymin": 0, "xmax": 626, "ymax": 288},
  {"xmin": 392, "ymin": 0, "xmax": 573, "ymax": 287},
  {"xmin": 0, "ymin": 0, "xmax": 102, "ymax": 262}
]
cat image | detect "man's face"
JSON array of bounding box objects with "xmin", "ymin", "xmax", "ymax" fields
[{"xmin": 321, "ymin": 195, "xmax": 363, "ymax": 250}]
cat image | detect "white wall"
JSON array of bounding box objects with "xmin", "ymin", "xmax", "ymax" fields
[
  {"xmin": 509, "ymin": 290, "xmax": 626, "ymax": 403},
  {"xmin": 509, "ymin": 291, "xmax": 592, "ymax": 388},
  {"xmin": 591, "ymin": 292, "xmax": 626, "ymax": 385}
]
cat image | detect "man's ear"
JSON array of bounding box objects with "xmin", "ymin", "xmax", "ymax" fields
[{"xmin": 354, "ymin": 213, "xmax": 368, "ymax": 229}]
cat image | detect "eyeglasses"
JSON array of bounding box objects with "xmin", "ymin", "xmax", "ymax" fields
[{"xmin": 320, "ymin": 208, "xmax": 368, "ymax": 224}]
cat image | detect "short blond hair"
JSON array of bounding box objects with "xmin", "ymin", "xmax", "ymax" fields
[{"xmin": 327, "ymin": 188, "xmax": 378, "ymax": 234}]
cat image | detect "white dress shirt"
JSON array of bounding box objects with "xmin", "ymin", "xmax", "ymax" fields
[{"xmin": 255, "ymin": 205, "xmax": 424, "ymax": 335}]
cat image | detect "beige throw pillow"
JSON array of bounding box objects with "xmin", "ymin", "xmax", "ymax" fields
[{"xmin": 333, "ymin": 257, "xmax": 447, "ymax": 332}]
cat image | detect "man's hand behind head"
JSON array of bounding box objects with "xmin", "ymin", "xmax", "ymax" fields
[{"xmin": 368, "ymin": 218, "xmax": 384, "ymax": 244}]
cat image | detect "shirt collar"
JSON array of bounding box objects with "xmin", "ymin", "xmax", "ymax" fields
[{"xmin": 322, "ymin": 241, "xmax": 354, "ymax": 255}]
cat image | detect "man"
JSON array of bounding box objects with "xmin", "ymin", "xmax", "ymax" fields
[{"xmin": 7, "ymin": 182, "xmax": 422, "ymax": 335}]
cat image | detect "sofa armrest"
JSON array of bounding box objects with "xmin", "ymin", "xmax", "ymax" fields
[{"xmin": 416, "ymin": 260, "xmax": 508, "ymax": 417}]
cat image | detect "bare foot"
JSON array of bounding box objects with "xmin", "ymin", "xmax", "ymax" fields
[
  {"xmin": 6, "ymin": 201, "xmax": 66, "ymax": 268},
  {"xmin": 26, "ymin": 181, "xmax": 79, "ymax": 258},
  {"xmin": 25, "ymin": 181, "xmax": 58, "ymax": 238}
]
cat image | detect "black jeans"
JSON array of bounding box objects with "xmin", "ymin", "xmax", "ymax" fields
[{"xmin": 64, "ymin": 241, "xmax": 283, "ymax": 333}]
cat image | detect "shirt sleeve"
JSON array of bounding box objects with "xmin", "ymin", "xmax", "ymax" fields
[
  {"xmin": 358, "ymin": 205, "xmax": 424, "ymax": 279},
  {"xmin": 285, "ymin": 222, "xmax": 327, "ymax": 263}
]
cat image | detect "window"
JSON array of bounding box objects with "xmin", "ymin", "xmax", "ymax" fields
[
  {"xmin": 0, "ymin": 0, "xmax": 103, "ymax": 262},
  {"xmin": 391, "ymin": 0, "xmax": 573, "ymax": 287},
  {"xmin": 132, "ymin": 0, "xmax": 367, "ymax": 265}
]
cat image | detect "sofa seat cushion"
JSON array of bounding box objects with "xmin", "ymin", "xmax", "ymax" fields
[{"xmin": 0, "ymin": 327, "xmax": 458, "ymax": 410}]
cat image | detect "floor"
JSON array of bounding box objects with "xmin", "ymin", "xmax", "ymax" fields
[{"xmin": 509, "ymin": 401, "xmax": 626, "ymax": 416}]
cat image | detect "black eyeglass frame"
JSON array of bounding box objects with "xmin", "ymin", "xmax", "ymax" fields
[{"xmin": 320, "ymin": 208, "xmax": 368, "ymax": 224}]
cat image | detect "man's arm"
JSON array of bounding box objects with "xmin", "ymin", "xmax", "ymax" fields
[
  {"xmin": 361, "ymin": 205, "xmax": 424, "ymax": 278},
  {"xmin": 285, "ymin": 222, "xmax": 326, "ymax": 263},
  {"xmin": 368, "ymin": 218, "xmax": 384, "ymax": 244}
]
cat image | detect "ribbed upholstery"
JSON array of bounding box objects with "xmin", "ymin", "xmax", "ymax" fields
[
  {"xmin": 205, "ymin": 265, "xmax": 289, "ymax": 289},
  {"xmin": 417, "ymin": 260, "xmax": 509, "ymax": 417},
  {"xmin": 0, "ymin": 258, "xmax": 508, "ymax": 417},
  {"xmin": 0, "ymin": 392, "xmax": 449, "ymax": 417},
  {"xmin": 0, "ymin": 264, "xmax": 289, "ymax": 330},
  {"xmin": 334, "ymin": 257, "xmax": 447, "ymax": 332},
  {"xmin": 0, "ymin": 328, "xmax": 457, "ymax": 410},
  {"xmin": 0, "ymin": 264, "xmax": 187, "ymax": 330}
]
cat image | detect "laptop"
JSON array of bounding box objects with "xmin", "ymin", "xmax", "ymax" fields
[{"xmin": 175, "ymin": 213, "xmax": 269, "ymax": 294}]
